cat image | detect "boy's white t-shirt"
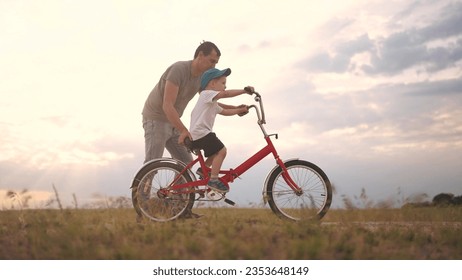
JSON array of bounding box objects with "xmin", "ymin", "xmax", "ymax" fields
[{"xmin": 190, "ymin": 90, "xmax": 223, "ymax": 140}]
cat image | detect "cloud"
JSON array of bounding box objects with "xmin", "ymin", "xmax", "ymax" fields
[
  {"xmin": 0, "ymin": 115, "xmax": 137, "ymax": 170},
  {"xmin": 298, "ymin": 1, "xmax": 462, "ymax": 76},
  {"xmin": 281, "ymin": 1, "xmax": 462, "ymax": 165},
  {"xmin": 392, "ymin": 77, "xmax": 462, "ymax": 96},
  {"xmin": 365, "ymin": 35, "xmax": 462, "ymax": 75},
  {"xmin": 1, "ymin": 0, "xmax": 461, "ymax": 210},
  {"xmin": 260, "ymin": 74, "xmax": 462, "ymax": 162},
  {"xmin": 297, "ymin": 34, "xmax": 375, "ymax": 73}
]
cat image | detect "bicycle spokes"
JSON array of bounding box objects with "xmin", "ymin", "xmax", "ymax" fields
[{"xmin": 266, "ymin": 160, "xmax": 332, "ymax": 220}]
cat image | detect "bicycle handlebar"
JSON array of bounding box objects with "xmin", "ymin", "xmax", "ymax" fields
[{"xmin": 247, "ymin": 91, "xmax": 266, "ymax": 125}]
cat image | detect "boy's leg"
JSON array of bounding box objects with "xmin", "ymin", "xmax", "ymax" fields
[
  {"xmin": 205, "ymin": 155, "xmax": 215, "ymax": 168},
  {"xmin": 207, "ymin": 147, "xmax": 229, "ymax": 193},
  {"xmin": 211, "ymin": 147, "xmax": 227, "ymax": 178}
]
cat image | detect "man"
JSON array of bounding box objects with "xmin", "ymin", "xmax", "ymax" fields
[
  {"xmin": 141, "ymin": 41, "xmax": 221, "ymax": 218},
  {"xmin": 142, "ymin": 41, "xmax": 221, "ymax": 164}
]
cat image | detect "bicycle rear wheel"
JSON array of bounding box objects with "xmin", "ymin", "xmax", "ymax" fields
[
  {"xmin": 131, "ymin": 161, "xmax": 195, "ymax": 222},
  {"xmin": 266, "ymin": 160, "xmax": 332, "ymax": 221}
]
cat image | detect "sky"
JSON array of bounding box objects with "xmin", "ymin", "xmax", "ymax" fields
[{"xmin": 1, "ymin": 0, "xmax": 461, "ymax": 209}]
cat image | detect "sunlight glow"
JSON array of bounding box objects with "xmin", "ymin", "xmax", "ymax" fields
[{"xmin": 1, "ymin": 0, "xmax": 461, "ymax": 208}]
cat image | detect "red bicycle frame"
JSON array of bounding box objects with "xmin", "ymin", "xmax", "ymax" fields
[
  {"xmin": 164, "ymin": 92, "xmax": 301, "ymax": 196},
  {"xmin": 166, "ymin": 135, "xmax": 300, "ymax": 195}
]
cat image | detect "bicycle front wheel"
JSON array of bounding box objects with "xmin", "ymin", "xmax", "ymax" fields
[
  {"xmin": 131, "ymin": 161, "xmax": 195, "ymax": 222},
  {"xmin": 266, "ymin": 160, "xmax": 332, "ymax": 221}
]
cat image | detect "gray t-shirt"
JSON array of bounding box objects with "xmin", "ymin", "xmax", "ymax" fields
[{"xmin": 142, "ymin": 60, "xmax": 201, "ymax": 122}]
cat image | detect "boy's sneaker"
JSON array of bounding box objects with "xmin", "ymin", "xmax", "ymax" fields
[{"xmin": 207, "ymin": 179, "xmax": 229, "ymax": 193}]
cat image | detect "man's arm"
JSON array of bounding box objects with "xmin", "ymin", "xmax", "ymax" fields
[{"xmin": 162, "ymin": 80, "xmax": 191, "ymax": 144}]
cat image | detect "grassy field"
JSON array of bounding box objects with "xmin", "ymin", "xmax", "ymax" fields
[{"xmin": 1, "ymin": 207, "xmax": 461, "ymax": 260}]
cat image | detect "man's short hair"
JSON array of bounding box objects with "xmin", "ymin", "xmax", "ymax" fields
[{"xmin": 194, "ymin": 41, "xmax": 221, "ymax": 58}]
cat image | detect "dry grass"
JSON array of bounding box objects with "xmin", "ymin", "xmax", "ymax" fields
[{"xmin": 1, "ymin": 207, "xmax": 461, "ymax": 260}]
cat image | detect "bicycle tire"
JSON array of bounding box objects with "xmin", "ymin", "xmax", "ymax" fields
[
  {"xmin": 266, "ymin": 159, "xmax": 332, "ymax": 221},
  {"xmin": 131, "ymin": 161, "xmax": 195, "ymax": 222}
]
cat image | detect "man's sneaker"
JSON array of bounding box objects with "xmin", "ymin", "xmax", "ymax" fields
[{"xmin": 207, "ymin": 179, "xmax": 229, "ymax": 193}]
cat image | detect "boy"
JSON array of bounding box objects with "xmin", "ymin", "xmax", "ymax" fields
[{"xmin": 189, "ymin": 68, "xmax": 253, "ymax": 193}]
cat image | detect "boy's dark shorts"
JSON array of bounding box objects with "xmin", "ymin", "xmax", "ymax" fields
[{"xmin": 192, "ymin": 132, "xmax": 224, "ymax": 157}]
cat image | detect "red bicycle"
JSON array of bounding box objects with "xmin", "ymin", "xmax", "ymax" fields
[{"xmin": 130, "ymin": 91, "xmax": 332, "ymax": 222}]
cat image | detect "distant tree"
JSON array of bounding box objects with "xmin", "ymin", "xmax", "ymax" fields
[
  {"xmin": 453, "ymin": 195, "xmax": 462, "ymax": 205},
  {"xmin": 432, "ymin": 193, "xmax": 454, "ymax": 206}
]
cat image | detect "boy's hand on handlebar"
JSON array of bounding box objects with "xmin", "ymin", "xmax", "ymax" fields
[
  {"xmin": 244, "ymin": 86, "xmax": 255, "ymax": 94},
  {"xmin": 237, "ymin": 104, "xmax": 249, "ymax": 116}
]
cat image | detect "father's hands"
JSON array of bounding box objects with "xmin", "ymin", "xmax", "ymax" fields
[{"xmin": 178, "ymin": 129, "xmax": 192, "ymax": 145}]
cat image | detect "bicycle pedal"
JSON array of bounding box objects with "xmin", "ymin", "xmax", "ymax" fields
[
  {"xmin": 224, "ymin": 198, "xmax": 236, "ymax": 206},
  {"xmin": 206, "ymin": 189, "xmax": 223, "ymax": 200}
]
